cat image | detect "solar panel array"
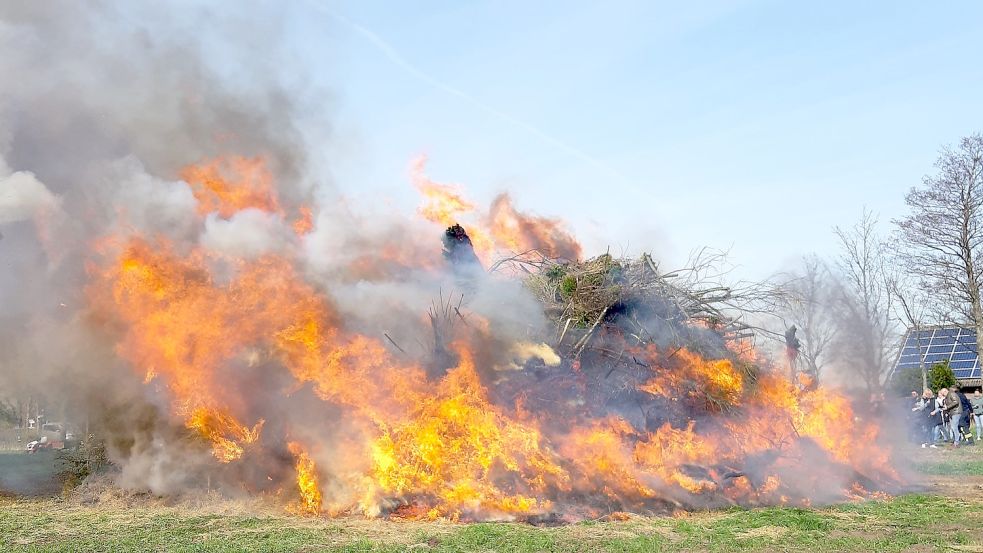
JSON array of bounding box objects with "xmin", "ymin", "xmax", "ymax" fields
[{"xmin": 893, "ymin": 327, "xmax": 981, "ymax": 381}]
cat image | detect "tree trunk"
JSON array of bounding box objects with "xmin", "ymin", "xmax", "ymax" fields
[
  {"xmin": 960, "ymin": 189, "xmax": 983, "ymax": 375},
  {"xmin": 917, "ymin": 328, "xmax": 927, "ymax": 391}
]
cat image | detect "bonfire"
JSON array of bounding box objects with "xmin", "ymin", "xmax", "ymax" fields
[{"xmin": 75, "ymin": 156, "xmax": 901, "ymax": 523}]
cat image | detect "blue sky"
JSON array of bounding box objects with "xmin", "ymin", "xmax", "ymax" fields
[{"xmin": 282, "ymin": 0, "xmax": 983, "ymax": 278}]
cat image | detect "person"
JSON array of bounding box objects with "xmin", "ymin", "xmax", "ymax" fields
[
  {"xmin": 943, "ymin": 387, "xmax": 961, "ymax": 443},
  {"xmin": 907, "ymin": 390, "xmax": 921, "ymax": 442},
  {"xmin": 930, "ymin": 388, "xmax": 949, "ymax": 446},
  {"xmin": 952, "ymin": 388, "xmax": 974, "ymax": 445},
  {"xmin": 912, "ymin": 388, "xmax": 934, "ymax": 447},
  {"xmin": 972, "ymin": 389, "xmax": 983, "ymax": 441}
]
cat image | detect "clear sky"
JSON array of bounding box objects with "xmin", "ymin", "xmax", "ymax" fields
[{"xmin": 282, "ymin": 0, "xmax": 983, "ymax": 278}]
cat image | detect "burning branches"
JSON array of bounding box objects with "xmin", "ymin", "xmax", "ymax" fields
[
  {"xmin": 371, "ymin": 346, "xmax": 567, "ymax": 520},
  {"xmin": 52, "ymin": 150, "xmax": 901, "ymax": 521}
]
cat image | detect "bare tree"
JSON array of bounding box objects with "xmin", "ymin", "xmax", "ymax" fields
[
  {"xmin": 783, "ymin": 255, "xmax": 837, "ymax": 382},
  {"xmin": 833, "ymin": 210, "xmax": 898, "ymax": 392},
  {"xmin": 887, "ymin": 273, "xmax": 931, "ymax": 391},
  {"xmin": 895, "ymin": 134, "xmax": 983, "ymax": 356}
]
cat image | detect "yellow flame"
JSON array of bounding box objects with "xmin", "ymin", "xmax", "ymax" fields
[{"xmin": 288, "ymin": 442, "xmax": 322, "ymax": 515}]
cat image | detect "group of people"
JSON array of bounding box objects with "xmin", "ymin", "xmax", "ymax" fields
[{"xmin": 909, "ymin": 387, "xmax": 983, "ymax": 447}]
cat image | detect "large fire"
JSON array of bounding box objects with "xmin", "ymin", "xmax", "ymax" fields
[{"xmin": 83, "ymin": 155, "xmax": 899, "ymax": 521}]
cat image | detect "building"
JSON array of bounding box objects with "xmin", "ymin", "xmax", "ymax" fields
[{"xmin": 892, "ymin": 326, "xmax": 982, "ymax": 388}]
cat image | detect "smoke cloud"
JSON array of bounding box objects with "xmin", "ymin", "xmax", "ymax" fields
[
  {"xmin": 0, "ymin": 166, "xmax": 58, "ymax": 224},
  {"xmin": 0, "ymin": 1, "xmax": 319, "ymax": 489}
]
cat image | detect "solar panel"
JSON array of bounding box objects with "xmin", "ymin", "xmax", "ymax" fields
[{"xmin": 892, "ymin": 326, "xmax": 981, "ymax": 383}]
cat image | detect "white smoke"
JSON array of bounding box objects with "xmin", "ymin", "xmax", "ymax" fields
[
  {"xmin": 201, "ymin": 209, "xmax": 294, "ymax": 259},
  {"xmin": 0, "ymin": 2, "xmax": 318, "ymax": 494},
  {"xmin": 107, "ymin": 157, "xmax": 199, "ymax": 239},
  {"xmin": 0, "ymin": 164, "xmax": 59, "ymax": 224}
]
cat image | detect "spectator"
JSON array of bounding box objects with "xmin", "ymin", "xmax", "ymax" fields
[
  {"xmin": 929, "ymin": 388, "xmax": 949, "ymax": 446},
  {"xmin": 907, "ymin": 390, "xmax": 920, "ymax": 441},
  {"xmin": 913, "ymin": 388, "xmax": 934, "ymax": 447},
  {"xmin": 952, "ymin": 388, "xmax": 974, "ymax": 446},
  {"xmin": 942, "ymin": 387, "xmax": 961, "ymax": 443},
  {"xmin": 971, "ymin": 389, "xmax": 983, "ymax": 441}
]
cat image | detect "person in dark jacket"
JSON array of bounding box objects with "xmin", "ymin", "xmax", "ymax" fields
[
  {"xmin": 952, "ymin": 388, "xmax": 974, "ymax": 445},
  {"xmin": 928, "ymin": 389, "xmax": 948, "ymax": 446},
  {"xmin": 912, "ymin": 388, "xmax": 935, "ymax": 447}
]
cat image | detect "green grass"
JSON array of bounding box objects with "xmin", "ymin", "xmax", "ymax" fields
[
  {"xmin": 912, "ymin": 459, "xmax": 983, "ymax": 476},
  {"xmin": 910, "ymin": 442, "xmax": 983, "ymax": 475},
  {"xmin": 1, "ymin": 448, "xmax": 982, "ymax": 552},
  {"xmin": 1, "ymin": 493, "xmax": 981, "ymax": 552}
]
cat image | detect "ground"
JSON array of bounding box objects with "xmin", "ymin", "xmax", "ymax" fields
[{"xmin": 1, "ymin": 447, "xmax": 982, "ymax": 552}]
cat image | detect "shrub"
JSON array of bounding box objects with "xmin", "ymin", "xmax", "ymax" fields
[
  {"xmin": 559, "ymin": 275, "xmax": 578, "ymax": 299},
  {"xmin": 929, "ymin": 360, "xmax": 957, "ymax": 392},
  {"xmin": 543, "ymin": 264, "xmax": 566, "ymax": 281},
  {"xmin": 57, "ymin": 435, "xmax": 109, "ymax": 491}
]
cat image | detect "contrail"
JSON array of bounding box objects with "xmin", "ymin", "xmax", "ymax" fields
[{"xmin": 301, "ymin": 0, "xmax": 631, "ymax": 182}]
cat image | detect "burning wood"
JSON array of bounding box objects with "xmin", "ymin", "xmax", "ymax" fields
[
  {"xmin": 0, "ymin": 4, "xmax": 912, "ymax": 529},
  {"xmin": 60, "ymin": 155, "xmax": 901, "ymax": 521}
]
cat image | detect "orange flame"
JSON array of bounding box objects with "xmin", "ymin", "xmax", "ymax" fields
[
  {"xmin": 287, "ymin": 442, "xmax": 323, "ymax": 515},
  {"xmin": 181, "ymin": 156, "xmax": 280, "ymax": 217},
  {"xmin": 188, "ymin": 408, "xmax": 263, "ymax": 463},
  {"xmin": 370, "ymin": 344, "xmax": 567, "ymax": 519},
  {"xmin": 411, "ymin": 155, "xmax": 475, "ymax": 227},
  {"xmin": 487, "ymin": 193, "xmax": 581, "ymax": 260},
  {"xmin": 410, "ymin": 157, "xmax": 581, "ymax": 263},
  {"xmin": 638, "ymin": 346, "xmax": 744, "ymax": 410},
  {"xmin": 292, "ymin": 206, "xmax": 314, "ymax": 236}
]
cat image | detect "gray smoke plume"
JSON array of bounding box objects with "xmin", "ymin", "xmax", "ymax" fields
[
  {"xmin": 0, "ymin": 1, "xmax": 545, "ymax": 496},
  {"xmin": 0, "ymin": 1, "xmax": 324, "ymax": 490}
]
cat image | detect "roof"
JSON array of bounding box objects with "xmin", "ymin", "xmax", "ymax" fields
[{"xmin": 892, "ymin": 326, "xmax": 982, "ymax": 387}]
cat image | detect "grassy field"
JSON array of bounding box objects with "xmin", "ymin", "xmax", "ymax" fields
[{"xmin": 2, "ymin": 447, "xmax": 983, "ymax": 552}]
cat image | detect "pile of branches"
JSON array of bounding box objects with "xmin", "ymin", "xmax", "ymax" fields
[
  {"xmin": 472, "ymin": 245, "xmax": 787, "ymax": 424},
  {"xmin": 436, "ymin": 227, "xmax": 790, "ymax": 421},
  {"xmin": 500, "ymin": 249, "xmax": 788, "ymax": 358}
]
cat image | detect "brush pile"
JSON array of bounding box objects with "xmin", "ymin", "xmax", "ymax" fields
[
  {"xmin": 478, "ymin": 256, "xmax": 743, "ymax": 433},
  {"xmin": 526, "ymin": 252, "xmax": 760, "ymax": 353}
]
